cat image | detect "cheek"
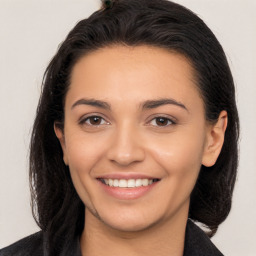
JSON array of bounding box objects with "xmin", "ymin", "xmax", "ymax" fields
[
  {"xmin": 63, "ymin": 131, "xmax": 110, "ymax": 208},
  {"xmin": 148, "ymin": 138, "xmax": 204, "ymax": 214},
  {"xmin": 150, "ymin": 127, "xmax": 205, "ymax": 167},
  {"xmin": 156, "ymin": 143, "xmax": 203, "ymax": 184},
  {"xmin": 64, "ymin": 130, "xmax": 108, "ymax": 173},
  {"xmin": 148, "ymin": 129, "xmax": 205, "ymax": 192}
]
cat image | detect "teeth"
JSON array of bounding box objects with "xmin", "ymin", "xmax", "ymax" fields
[
  {"xmin": 119, "ymin": 179, "xmax": 127, "ymax": 188},
  {"xmin": 142, "ymin": 179, "xmax": 149, "ymax": 186},
  {"xmin": 127, "ymin": 179, "xmax": 135, "ymax": 188},
  {"xmin": 102, "ymin": 178, "xmax": 158, "ymax": 188},
  {"xmin": 108, "ymin": 179, "xmax": 113, "ymax": 186},
  {"xmin": 135, "ymin": 179, "xmax": 142, "ymax": 187},
  {"xmin": 113, "ymin": 179, "xmax": 119, "ymax": 187}
]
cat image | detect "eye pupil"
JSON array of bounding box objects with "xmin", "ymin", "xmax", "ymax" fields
[
  {"xmin": 90, "ymin": 116, "xmax": 101, "ymax": 125},
  {"xmin": 156, "ymin": 117, "xmax": 168, "ymax": 126}
]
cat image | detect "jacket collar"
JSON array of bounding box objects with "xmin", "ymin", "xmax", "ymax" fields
[
  {"xmin": 183, "ymin": 219, "xmax": 223, "ymax": 256},
  {"xmin": 47, "ymin": 219, "xmax": 223, "ymax": 256}
]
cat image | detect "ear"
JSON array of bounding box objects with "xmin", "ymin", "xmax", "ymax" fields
[
  {"xmin": 54, "ymin": 122, "xmax": 69, "ymax": 165},
  {"xmin": 202, "ymin": 111, "xmax": 228, "ymax": 167}
]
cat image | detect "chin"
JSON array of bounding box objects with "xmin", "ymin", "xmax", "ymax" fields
[
  {"xmin": 104, "ymin": 217, "xmax": 158, "ymax": 233},
  {"xmin": 89, "ymin": 205, "xmax": 161, "ymax": 232}
]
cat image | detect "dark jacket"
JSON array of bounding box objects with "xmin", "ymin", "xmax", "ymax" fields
[{"xmin": 0, "ymin": 219, "xmax": 223, "ymax": 256}]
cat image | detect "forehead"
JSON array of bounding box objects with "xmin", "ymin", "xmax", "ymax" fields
[
  {"xmin": 71, "ymin": 44, "xmax": 197, "ymax": 84},
  {"xmin": 67, "ymin": 45, "xmax": 202, "ymax": 110}
]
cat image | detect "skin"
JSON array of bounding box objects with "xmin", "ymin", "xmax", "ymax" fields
[{"xmin": 55, "ymin": 45, "xmax": 227, "ymax": 256}]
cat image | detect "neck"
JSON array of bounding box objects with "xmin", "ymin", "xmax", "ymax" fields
[{"xmin": 80, "ymin": 204, "xmax": 189, "ymax": 256}]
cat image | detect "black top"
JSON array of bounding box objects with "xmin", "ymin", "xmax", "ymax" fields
[{"xmin": 0, "ymin": 219, "xmax": 223, "ymax": 256}]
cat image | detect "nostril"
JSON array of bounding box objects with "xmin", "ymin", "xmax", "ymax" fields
[
  {"xmin": 106, "ymin": 131, "xmax": 146, "ymax": 165},
  {"xmin": 108, "ymin": 151, "xmax": 145, "ymax": 166}
]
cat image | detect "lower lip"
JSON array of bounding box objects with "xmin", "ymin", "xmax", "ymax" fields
[{"xmin": 97, "ymin": 180, "xmax": 158, "ymax": 200}]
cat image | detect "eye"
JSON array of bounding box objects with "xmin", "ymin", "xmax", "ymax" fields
[
  {"xmin": 80, "ymin": 116, "xmax": 109, "ymax": 126},
  {"xmin": 150, "ymin": 117, "xmax": 175, "ymax": 127}
]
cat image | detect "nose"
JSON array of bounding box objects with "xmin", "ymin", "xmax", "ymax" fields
[{"xmin": 106, "ymin": 125, "xmax": 145, "ymax": 166}]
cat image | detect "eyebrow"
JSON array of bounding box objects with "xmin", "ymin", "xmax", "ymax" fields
[
  {"xmin": 71, "ymin": 98, "xmax": 111, "ymax": 110},
  {"xmin": 141, "ymin": 98, "xmax": 188, "ymax": 111},
  {"xmin": 71, "ymin": 97, "xmax": 188, "ymax": 112}
]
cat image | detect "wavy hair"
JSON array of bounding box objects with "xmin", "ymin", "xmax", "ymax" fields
[{"xmin": 29, "ymin": 0, "xmax": 239, "ymax": 254}]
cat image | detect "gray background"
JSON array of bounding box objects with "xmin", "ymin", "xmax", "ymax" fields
[{"xmin": 0, "ymin": 0, "xmax": 255, "ymax": 255}]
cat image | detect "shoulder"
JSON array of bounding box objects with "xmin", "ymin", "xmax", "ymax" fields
[
  {"xmin": 0, "ymin": 231, "xmax": 44, "ymax": 256},
  {"xmin": 184, "ymin": 219, "xmax": 224, "ymax": 256}
]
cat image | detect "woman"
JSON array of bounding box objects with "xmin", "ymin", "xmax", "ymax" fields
[{"xmin": 0, "ymin": 0, "xmax": 239, "ymax": 255}]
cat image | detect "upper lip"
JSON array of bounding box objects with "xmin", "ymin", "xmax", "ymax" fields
[{"xmin": 96, "ymin": 173, "xmax": 160, "ymax": 180}]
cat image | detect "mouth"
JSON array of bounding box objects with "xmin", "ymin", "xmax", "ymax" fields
[
  {"xmin": 96, "ymin": 176, "xmax": 161, "ymax": 200},
  {"xmin": 97, "ymin": 178, "xmax": 160, "ymax": 188}
]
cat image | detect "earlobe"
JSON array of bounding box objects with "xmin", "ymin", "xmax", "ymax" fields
[
  {"xmin": 202, "ymin": 111, "xmax": 228, "ymax": 167},
  {"xmin": 54, "ymin": 122, "xmax": 69, "ymax": 165}
]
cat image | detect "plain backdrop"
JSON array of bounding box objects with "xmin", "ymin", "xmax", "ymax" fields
[{"xmin": 0, "ymin": 0, "xmax": 255, "ymax": 255}]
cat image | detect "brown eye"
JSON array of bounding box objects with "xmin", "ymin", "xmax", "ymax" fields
[
  {"xmin": 150, "ymin": 117, "xmax": 174, "ymax": 127},
  {"xmin": 89, "ymin": 116, "xmax": 102, "ymax": 125},
  {"xmin": 156, "ymin": 117, "xmax": 169, "ymax": 126},
  {"xmin": 82, "ymin": 116, "xmax": 108, "ymax": 126}
]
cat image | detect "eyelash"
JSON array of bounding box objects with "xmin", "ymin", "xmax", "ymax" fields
[
  {"xmin": 79, "ymin": 115, "xmax": 110, "ymax": 126},
  {"xmin": 79, "ymin": 115, "xmax": 176, "ymax": 127},
  {"xmin": 148, "ymin": 116, "xmax": 176, "ymax": 127}
]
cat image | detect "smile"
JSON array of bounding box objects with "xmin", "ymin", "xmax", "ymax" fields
[{"xmin": 99, "ymin": 178, "xmax": 160, "ymax": 188}]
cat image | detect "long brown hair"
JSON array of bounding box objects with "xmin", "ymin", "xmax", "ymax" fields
[{"xmin": 29, "ymin": 0, "xmax": 239, "ymax": 254}]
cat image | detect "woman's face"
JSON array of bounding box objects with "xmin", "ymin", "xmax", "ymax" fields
[{"xmin": 56, "ymin": 45, "xmax": 220, "ymax": 232}]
